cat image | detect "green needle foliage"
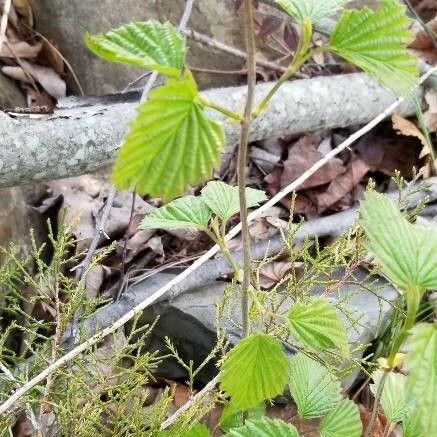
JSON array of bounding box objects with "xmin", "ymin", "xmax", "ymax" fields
[
  {"xmin": 85, "ymin": 20, "xmax": 186, "ymax": 77},
  {"xmin": 112, "ymin": 71, "xmax": 225, "ymax": 200},
  {"xmin": 220, "ymin": 334, "xmax": 288, "ymax": 410},
  {"xmin": 329, "ymin": 0, "xmax": 418, "ymax": 95}
]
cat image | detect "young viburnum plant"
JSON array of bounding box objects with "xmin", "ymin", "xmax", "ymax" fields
[
  {"xmin": 83, "ymin": 0, "xmax": 420, "ymax": 434},
  {"xmin": 360, "ymin": 192, "xmax": 437, "ymax": 436},
  {"xmin": 85, "ymin": 0, "xmax": 418, "ymax": 201}
]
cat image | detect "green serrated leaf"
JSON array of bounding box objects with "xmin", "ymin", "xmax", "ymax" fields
[
  {"xmin": 112, "ymin": 70, "xmax": 225, "ymax": 201},
  {"xmin": 219, "ymin": 402, "xmax": 265, "ymax": 432},
  {"xmin": 220, "ymin": 334, "xmax": 288, "ymax": 411},
  {"xmin": 360, "ymin": 192, "xmax": 437, "ymax": 291},
  {"xmin": 288, "ymin": 353, "xmax": 342, "ymax": 418},
  {"xmin": 225, "ymin": 417, "xmax": 299, "ymax": 437},
  {"xmin": 329, "ymin": 0, "xmax": 419, "ymax": 95},
  {"xmin": 200, "ymin": 181, "xmax": 267, "ymax": 222},
  {"xmin": 186, "ymin": 423, "xmax": 210, "ymax": 437},
  {"xmin": 276, "ymin": 0, "xmax": 351, "ymax": 23},
  {"xmin": 319, "ymin": 399, "xmax": 362, "ymax": 437},
  {"xmin": 140, "ymin": 195, "xmax": 211, "ymax": 230},
  {"xmin": 370, "ymin": 370, "xmax": 408, "ymax": 424},
  {"xmin": 404, "ymin": 323, "xmax": 437, "ymax": 436},
  {"xmin": 85, "ymin": 20, "xmax": 185, "ymax": 77},
  {"xmin": 287, "ymin": 298, "xmax": 349, "ymax": 357}
]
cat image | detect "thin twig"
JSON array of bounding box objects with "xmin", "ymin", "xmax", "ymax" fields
[
  {"xmin": 116, "ymin": 190, "xmax": 136, "ymax": 301},
  {"xmin": 0, "ymin": 0, "xmax": 11, "ymax": 53},
  {"xmin": 239, "ymin": 0, "xmax": 257, "ymax": 339},
  {"xmin": 0, "ymin": 61, "xmax": 435, "ymax": 421},
  {"xmin": 159, "ymin": 375, "xmax": 220, "ymax": 430},
  {"xmin": 184, "ymin": 28, "xmax": 288, "ymax": 75},
  {"xmin": 0, "ymin": 361, "xmax": 40, "ymax": 434},
  {"xmin": 23, "ymin": 24, "xmax": 85, "ymax": 96}
]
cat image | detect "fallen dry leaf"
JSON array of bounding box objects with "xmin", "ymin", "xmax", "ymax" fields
[
  {"xmin": 0, "ymin": 40, "xmax": 42, "ymax": 58},
  {"xmin": 392, "ymin": 113, "xmax": 435, "ymax": 176},
  {"xmin": 409, "ymin": 16, "xmax": 437, "ymax": 65},
  {"xmin": 424, "ymin": 89, "xmax": 437, "ymax": 132},
  {"xmin": 392, "ymin": 114, "xmax": 429, "ymax": 152},
  {"xmin": 281, "ymin": 136, "xmax": 346, "ymax": 190},
  {"xmin": 356, "ymin": 134, "xmax": 421, "ymax": 178},
  {"xmin": 259, "ymin": 261, "xmax": 292, "ymax": 288},
  {"xmin": 313, "ymin": 157, "xmax": 369, "ymax": 213},
  {"xmin": 85, "ymin": 265, "xmax": 114, "ymax": 298},
  {"xmin": 40, "ymin": 39, "xmax": 64, "ymax": 75},
  {"xmin": 20, "ymin": 59, "xmax": 66, "ymax": 98},
  {"xmin": 12, "ymin": 0, "xmax": 33, "ymax": 27}
]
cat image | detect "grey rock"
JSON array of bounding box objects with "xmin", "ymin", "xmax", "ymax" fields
[{"xmin": 133, "ymin": 268, "xmax": 398, "ymax": 385}]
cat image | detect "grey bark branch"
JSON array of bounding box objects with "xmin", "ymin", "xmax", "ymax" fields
[{"xmin": 0, "ymin": 73, "xmax": 421, "ymax": 188}]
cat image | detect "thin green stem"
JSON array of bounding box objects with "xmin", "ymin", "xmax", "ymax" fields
[
  {"xmin": 387, "ymin": 284, "xmax": 421, "ymax": 366},
  {"xmin": 365, "ymin": 284, "xmax": 421, "ymax": 436},
  {"xmin": 198, "ymin": 95, "xmax": 242, "ymax": 121},
  {"xmin": 253, "ymin": 22, "xmax": 325, "ymax": 117},
  {"xmin": 239, "ymin": 0, "xmax": 257, "ymax": 339},
  {"xmin": 204, "ymin": 225, "xmax": 241, "ymax": 281}
]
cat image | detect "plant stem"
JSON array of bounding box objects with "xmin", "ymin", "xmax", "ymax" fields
[
  {"xmin": 239, "ymin": 0, "xmax": 257, "ymax": 339},
  {"xmin": 387, "ymin": 284, "xmax": 421, "ymax": 367},
  {"xmin": 198, "ymin": 95, "xmax": 242, "ymax": 121},
  {"xmin": 253, "ymin": 20, "xmax": 319, "ymax": 117},
  {"xmin": 365, "ymin": 284, "xmax": 421, "ymax": 436}
]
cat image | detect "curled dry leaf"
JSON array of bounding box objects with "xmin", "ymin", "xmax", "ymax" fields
[
  {"xmin": 20, "ymin": 59, "xmax": 66, "ymax": 98},
  {"xmin": 0, "ymin": 40, "xmax": 42, "ymax": 58},
  {"xmin": 85, "ymin": 265, "xmax": 114, "ymax": 298},
  {"xmin": 424, "ymin": 89, "xmax": 437, "ymax": 133},
  {"xmin": 259, "ymin": 261, "xmax": 294, "ymax": 289},
  {"xmin": 408, "ymin": 16, "xmax": 437, "ymax": 65},
  {"xmin": 313, "ymin": 157, "xmax": 369, "ymax": 213},
  {"xmin": 12, "ymin": 0, "xmax": 33, "ymax": 27},
  {"xmin": 281, "ymin": 136, "xmax": 346, "ymax": 190},
  {"xmin": 392, "ymin": 113, "xmax": 435, "ymax": 176},
  {"xmin": 356, "ymin": 134, "xmax": 421, "ymax": 178}
]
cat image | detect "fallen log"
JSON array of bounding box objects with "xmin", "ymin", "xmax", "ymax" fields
[{"xmin": 0, "ymin": 73, "xmax": 420, "ymax": 188}]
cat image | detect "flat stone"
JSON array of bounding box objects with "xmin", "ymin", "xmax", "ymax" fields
[{"xmin": 135, "ymin": 268, "xmax": 398, "ymax": 385}]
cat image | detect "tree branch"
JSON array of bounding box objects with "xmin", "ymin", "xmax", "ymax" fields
[{"xmin": 0, "ymin": 72, "xmax": 423, "ymax": 188}]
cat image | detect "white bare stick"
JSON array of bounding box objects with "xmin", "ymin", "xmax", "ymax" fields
[
  {"xmin": 160, "ymin": 375, "xmax": 220, "ymax": 430},
  {"xmin": 0, "ymin": 0, "xmax": 11, "ymax": 52},
  {"xmin": 0, "ymin": 64, "xmax": 435, "ymax": 418}
]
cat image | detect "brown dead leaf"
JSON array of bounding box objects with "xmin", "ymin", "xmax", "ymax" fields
[
  {"xmin": 259, "ymin": 261, "xmax": 292, "ymax": 288},
  {"xmin": 165, "ymin": 380, "xmax": 190, "ymax": 411},
  {"xmin": 281, "ymin": 136, "xmax": 346, "ymax": 190},
  {"xmin": 359, "ymin": 404, "xmax": 387, "ymax": 437},
  {"xmin": 20, "ymin": 60, "xmax": 66, "ymax": 98},
  {"xmin": 392, "ymin": 114, "xmax": 429, "ymax": 153},
  {"xmin": 313, "ymin": 157, "xmax": 369, "ymax": 213},
  {"xmin": 12, "ymin": 0, "xmax": 33, "ymax": 27},
  {"xmin": 85, "ymin": 265, "xmax": 114, "ymax": 298},
  {"xmin": 356, "ymin": 134, "xmax": 421, "ymax": 177},
  {"xmin": 40, "ymin": 39, "xmax": 64, "ymax": 75},
  {"xmin": 424, "ymin": 89, "xmax": 437, "ymax": 132},
  {"xmin": 409, "ymin": 16, "xmax": 437, "ymax": 64},
  {"xmin": 0, "ymin": 40, "xmax": 42, "ymax": 58},
  {"xmin": 392, "ymin": 113, "xmax": 435, "ymax": 176}
]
